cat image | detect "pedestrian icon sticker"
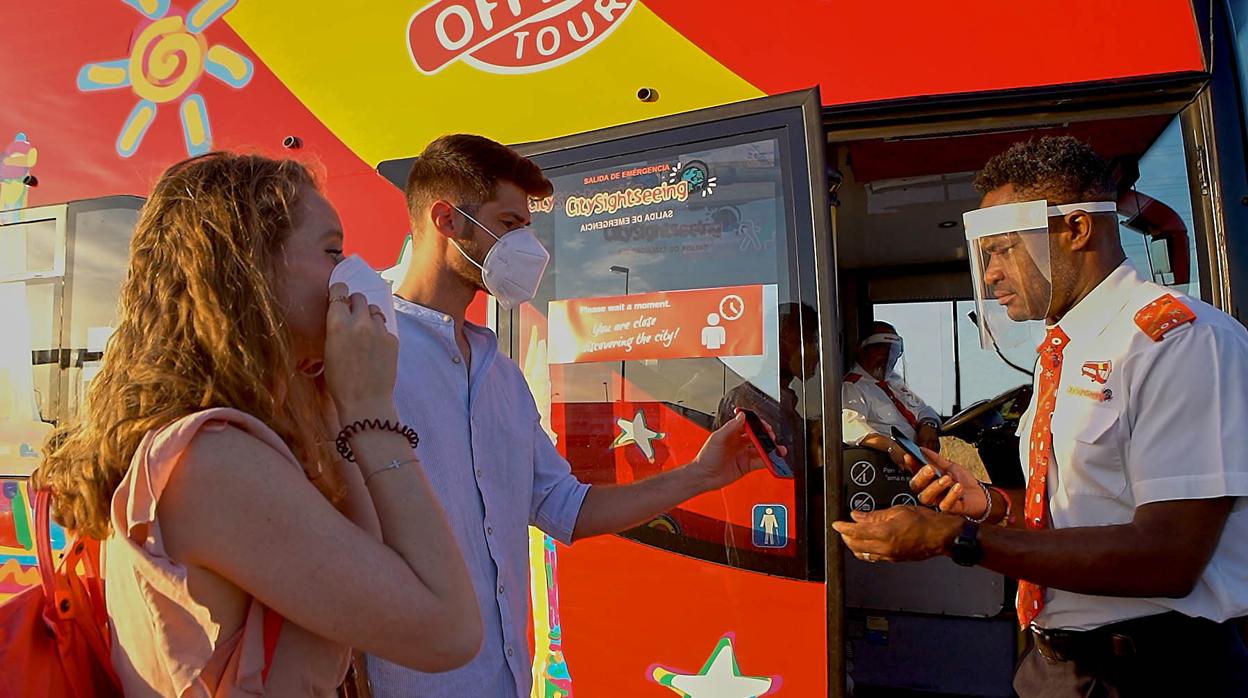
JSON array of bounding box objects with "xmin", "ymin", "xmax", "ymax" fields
[
  {"xmin": 751, "ymin": 504, "xmax": 788, "ymax": 548},
  {"xmin": 701, "ymin": 312, "xmax": 727, "ymax": 350}
]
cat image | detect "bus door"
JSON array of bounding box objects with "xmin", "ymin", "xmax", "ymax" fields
[
  {"xmin": 829, "ymin": 104, "xmax": 1207, "ymax": 696},
  {"xmin": 380, "ymin": 89, "xmax": 842, "ymax": 696},
  {"xmin": 0, "ymin": 197, "xmax": 141, "ymax": 603}
]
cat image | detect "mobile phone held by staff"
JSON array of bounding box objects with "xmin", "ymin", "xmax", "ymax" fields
[
  {"xmin": 890, "ymin": 426, "xmax": 939, "ymax": 476},
  {"xmin": 738, "ymin": 408, "xmax": 794, "ymax": 478}
]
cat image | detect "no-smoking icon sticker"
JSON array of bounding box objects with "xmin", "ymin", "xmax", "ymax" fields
[{"xmin": 719, "ymin": 294, "xmax": 745, "ymax": 321}]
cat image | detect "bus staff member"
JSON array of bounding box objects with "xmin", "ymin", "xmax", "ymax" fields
[
  {"xmin": 841, "ymin": 321, "xmax": 942, "ymax": 469},
  {"xmin": 833, "ymin": 137, "xmax": 1248, "ymax": 696}
]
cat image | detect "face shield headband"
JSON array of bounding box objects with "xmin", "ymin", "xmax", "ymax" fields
[{"xmin": 961, "ymin": 199, "xmax": 1116, "ymax": 349}]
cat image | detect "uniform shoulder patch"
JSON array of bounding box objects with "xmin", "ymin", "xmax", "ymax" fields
[{"xmin": 1134, "ymin": 293, "xmax": 1196, "ymax": 342}]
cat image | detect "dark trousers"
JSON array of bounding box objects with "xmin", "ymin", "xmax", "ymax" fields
[{"xmin": 1013, "ymin": 614, "xmax": 1248, "ymax": 697}]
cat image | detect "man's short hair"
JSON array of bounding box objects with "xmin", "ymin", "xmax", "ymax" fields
[
  {"xmin": 974, "ymin": 136, "xmax": 1115, "ymax": 204},
  {"xmin": 404, "ymin": 134, "xmax": 554, "ymax": 215},
  {"xmin": 869, "ymin": 321, "xmax": 896, "ymax": 336}
]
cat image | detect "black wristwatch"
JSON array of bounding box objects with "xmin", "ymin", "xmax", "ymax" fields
[{"xmin": 949, "ymin": 520, "xmax": 983, "ymax": 567}]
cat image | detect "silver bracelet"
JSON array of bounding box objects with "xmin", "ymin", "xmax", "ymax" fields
[
  {"xmin": 364, "ymin": 457, "xmax": 418, "ymax": 484},
  {"xmin": 965, "ymin": 480, "xmax": 994, "ymax": 524}
]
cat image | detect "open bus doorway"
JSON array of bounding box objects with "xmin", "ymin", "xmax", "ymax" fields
[{"xmin": 831, "ymin": 109, "xmax": 1205, "ymax": 696}]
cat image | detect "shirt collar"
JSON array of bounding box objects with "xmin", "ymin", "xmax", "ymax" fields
[
  {"xmin": 391, "ymin": 294, "xmax": 493, "ymax": 339},
  {"xmin": 1050, "ymin": 260, "xmax": 1143, "ymax": 342},
  {"xmin": 392, "ymin": 294, "xmax": 457, "ymax": 329}
]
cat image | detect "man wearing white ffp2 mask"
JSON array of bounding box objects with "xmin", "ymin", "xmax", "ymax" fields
[
  {"xmin": 448, "ymin": 203, "xmax": 549, "ymax": 309},
  {"xmin": 841, "ymin": 321, "xmax": 942, "ymax": 470},
  {"xmin": 379, "ymin": 135, "xmax": 783, "ymax": 698}
]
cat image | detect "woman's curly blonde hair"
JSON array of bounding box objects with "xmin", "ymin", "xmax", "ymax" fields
[{"xmin": 33, "ymin": 152, "xmax": 341, "ymax": 538}]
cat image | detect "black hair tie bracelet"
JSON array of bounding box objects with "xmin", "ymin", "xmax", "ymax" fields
[{"xmin": 335, "ymin": 419, "xmax": 420, "ymax": 463}]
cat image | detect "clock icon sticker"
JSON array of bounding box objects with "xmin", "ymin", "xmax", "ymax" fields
[{"xmin": 719, "ymin": 294, "xmax": 745, "ymax": 321}]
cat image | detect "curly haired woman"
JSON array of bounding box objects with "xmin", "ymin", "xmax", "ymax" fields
[{"xmin": 34, "ymin": 153, "xmax": 481, "ymax": 696}]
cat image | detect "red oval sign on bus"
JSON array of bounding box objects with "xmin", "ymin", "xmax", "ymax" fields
[{"xmin": 407, "ymin": 0, "xmax": 636, "ymax": 75}]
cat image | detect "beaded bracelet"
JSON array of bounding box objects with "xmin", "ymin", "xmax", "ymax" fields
[
  {"xmin": 965, "ymin": 480, "xmax": 995, "ymax": 524},
  {"xmin": 335, "ymin": 419, "xmax": 420, "ymax": 463}
]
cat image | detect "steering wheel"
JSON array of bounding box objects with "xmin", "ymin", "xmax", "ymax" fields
[{"xmin": 940, "ymin": 384, "xmax": 1032, "ymax": 434}]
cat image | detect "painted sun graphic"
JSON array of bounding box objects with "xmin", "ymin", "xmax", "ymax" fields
[{"xmin": 76, "ymin": 0, "xmax": 254, "ymax": 158}]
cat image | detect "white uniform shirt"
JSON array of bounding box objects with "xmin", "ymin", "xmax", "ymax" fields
[
  {"xmin": 842, "ymin": 363, "xmax": 941, "ymax": 445},
  {"xmin": 1017, "ymin": 262, "xmax": 1248, "ymax": 630}
]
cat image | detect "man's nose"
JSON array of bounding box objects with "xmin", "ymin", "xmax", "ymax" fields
[{"xmin": 984, "ymin": 255, "xmax": 1007, "ymax": 285}]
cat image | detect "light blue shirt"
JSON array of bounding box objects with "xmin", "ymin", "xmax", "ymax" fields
[{"xmin": 368, "ymin": 297, "xmax": 590, "ymax": 698}]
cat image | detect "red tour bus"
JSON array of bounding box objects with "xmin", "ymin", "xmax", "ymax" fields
[{"xmin": 3, "ymin": 1, "xmax": 1248, "ymax": 695}]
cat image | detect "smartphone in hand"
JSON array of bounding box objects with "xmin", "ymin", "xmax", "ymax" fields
[
  {"xmin": 738, "ymin": 408, "xmax": 794, "ymax": 478},
  {"xmin": 890, "ymin": 426, "xmax": 940, "ymax": 476}
]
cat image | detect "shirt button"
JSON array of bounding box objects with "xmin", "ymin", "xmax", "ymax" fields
[
  {"xmin": 506, "ymin": 647, "xmax": 514, "ymax": 657},
  {"xmin": 476, "ymin": 468, "xmax": 483, "ymax": 478},
  {"xmin": 486, "ymin": 527, "xmax": 493, "ymax": 535},
  {"xmin": 452, "ymin": 356, "xmax": 462, "ymax": 364},
  {"xmin": 498, "ymin": 584, "xmax": 505, "ymax": 595},
  {"xmin": 443, "ymin": 314, "xmax": 451, "ymax": 323}
]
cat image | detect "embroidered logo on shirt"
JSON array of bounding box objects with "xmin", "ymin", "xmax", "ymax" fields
[
  {"xmin": 1081, "ymin": 360, "xmax": 1112, "ymax": 384},
  {"xmin": 1067, "ymin": 385, "xmax": 1110, "ymax": 402}
]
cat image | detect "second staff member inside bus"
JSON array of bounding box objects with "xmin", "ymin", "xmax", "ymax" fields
[
  {"xmin": 370, "ymin": 134, "xmax": 785, "ymax": 698},
  {"xmin": 841, "ymin": 321, "xmax": 941, "ymax": 469}
]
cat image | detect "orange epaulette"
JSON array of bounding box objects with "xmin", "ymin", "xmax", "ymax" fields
[{"xmin": 1134, "ymin": 293, "xmax": 1196, "ymax": 342}]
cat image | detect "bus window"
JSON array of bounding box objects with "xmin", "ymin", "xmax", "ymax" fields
[
  {"xmin": 508, "ymin": 98, "xmax": 830, "ymax": 580},
  {"xmin": 871, "ymin": 301, "xmax": 956, "ymax": 414},
  {"xmin": 955, "ymin": 299, "xmax": 1041, "ymax": 407},
  {"xmin": 63, "ymin": 204, "xmax": 140, "ymax": 419},
  {"xmin": 0, "ymin": 212, "xmax": 65, "ymax": 477},
  {"xmin": 1119, "ymin": 116, "xmax": 1201, "ymax": 299}
]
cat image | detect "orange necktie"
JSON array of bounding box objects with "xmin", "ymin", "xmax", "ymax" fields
[{"xmin": 1017, "ymin": 326, "xmax": 1068, "ymax": 629}]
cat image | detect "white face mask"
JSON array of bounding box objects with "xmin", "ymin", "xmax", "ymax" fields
[
  {"xmin": 451, "ymin": 205, "xmax": 549, "ymax": 309},
  {"xmin": 329, "ymin": 254, "xmax": 398, "ymax": 337}
]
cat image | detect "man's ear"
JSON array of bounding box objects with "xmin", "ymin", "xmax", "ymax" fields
[
  {"xmin": 428, "ymin": 200, "xmax": 459, "ymax": 239},
  {"xmin": 1065, "ymin": 210, "xmax": 1098, "ymax": 252}
]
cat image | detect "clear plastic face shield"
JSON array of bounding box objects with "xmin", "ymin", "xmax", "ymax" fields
[
  {"xmin": 962, "ymin": 200, "xmax": 1116, "ymax": 348},
  {"xmin": 861, "ymin": 332, "xmax": 903, "ymax": 376}
]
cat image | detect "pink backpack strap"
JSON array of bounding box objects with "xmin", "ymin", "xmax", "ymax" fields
[{"xmin": 35, "ymin": 488, "xmax": 123, "ymax": 693}]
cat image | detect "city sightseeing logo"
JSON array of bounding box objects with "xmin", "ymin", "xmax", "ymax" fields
[
  {"xmin": 77, "ymin": 0, "xmax": 255, "ymax": 158},
  {"xmin": 407, "ymin": 0, "xmax": 636, "ymax": 75}
]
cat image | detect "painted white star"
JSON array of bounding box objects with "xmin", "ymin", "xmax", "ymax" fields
[
  {"xmin": 611, "ymin": 410, "xmax": 665, "ymax": 462},
  {"xmin": 651, "ymin": 635, "xmax": 775, "ymax": 698}
]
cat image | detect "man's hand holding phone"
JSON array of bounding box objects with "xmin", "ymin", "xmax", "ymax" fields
[
  {"xmin": 738, "ymin": 408, "xmax": 794, "ymax": 479},
  {"xmin": 687, "ymin": 409, "xmax": 789, "ymax": 490}
]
